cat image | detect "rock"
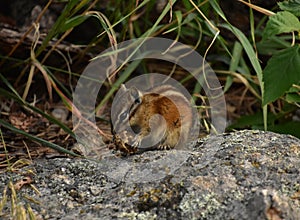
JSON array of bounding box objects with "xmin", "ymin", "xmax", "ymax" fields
[{"xmin": 0, "ymin": 130, "xmax": 299, "ymax": 219}]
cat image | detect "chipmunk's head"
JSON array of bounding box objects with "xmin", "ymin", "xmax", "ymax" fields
[{"xmin": 111, "ymin": 84, "xmax": 143, "ymax": 149}]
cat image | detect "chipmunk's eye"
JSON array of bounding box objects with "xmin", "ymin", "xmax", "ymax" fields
[
  {"xmin": 134, "ymin": 97, "xmax": 142, "ymax": 104},
  {"xmin": 119, "ymin": 111, "xmax": 128, "ymax": 121}
]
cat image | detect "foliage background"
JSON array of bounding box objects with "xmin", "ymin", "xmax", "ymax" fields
[{"xmin": 0, "ymin": 0, "xmax": 299, "ymax": 159}]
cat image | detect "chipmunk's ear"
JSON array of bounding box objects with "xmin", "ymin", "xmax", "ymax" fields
[
  {"xmin": 129, "ymin": 87, "xmax": 142, "ymax": 104},
  {"xmin": 119, "ymin": 84, "xmax": 127, "ymax": 93},
  {"xmin": 119, "ymin": 84, "xmax": 142, "ymax": 103}
]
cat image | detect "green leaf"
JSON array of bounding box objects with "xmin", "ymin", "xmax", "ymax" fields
[
  {"xmin": 36, "ymin": 0, "xmax": 89, "ymax": 57},
  {"xmin": 285, "ymin": 86, "xmax": 300, "ymax": 103},
  {"xmin": 227, "ymin": 111, "xmax": 279, "ymax": 129},
  {"xmin": 220, "ymin": 24, "xmax": 263, "ymax": 90},
  {"xmin": 209, "ymin": 0, "xmax": 228, "ymax": 22},
  {"xmin": 268, "ymin": 121, "xmax": 300, "ymax": 139},
  {"xmin": 229, "ymin": 42, "xmax": 243, "ymax": 72},
  {"xmin": 60, "ymin": 14, "xmax": 91, "ymax": 33},
  {"xmin": 278, "ymin": 0, "xmax": 300, "ymax": 17},
  {"xmin": 0, "ymin": 74, "xmax": 24, "ymax": 102},
  {"xmin": 263, "ymin": 45, "xmax": 300, "ymax": 105},
  {"xmin": 224, "ymin": 42, "xmax": 243, "ymax": 92},
  {"xmin": 227, "ymin": 112, "xmax": 264, "ymax": 129},
  {"xmin": 286, "ymin": 93, "xmax": 300, "ymax": 103},
  {"xmin": 257, "ymin": 35, "xmax": 292, "ymax": 55},
  {"xmin": 263, "ymin": 11, "xmax": 300, "ymax": 39},
  {"xmin": 182, "ymin": 0, "xmax": 193, "ymax": 10}
]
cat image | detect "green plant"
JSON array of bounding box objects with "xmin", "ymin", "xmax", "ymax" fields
[{"xmin": 227, "ymin": 0, "xmax": 300, "ymax": 137}]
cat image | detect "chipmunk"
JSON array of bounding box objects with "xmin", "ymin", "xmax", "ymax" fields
[{"xmin": 111, "ymin": 84, "xmax": 195, "ymax": 155}]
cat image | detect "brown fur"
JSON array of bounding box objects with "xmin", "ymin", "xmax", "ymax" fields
[{"xmin": 112, "ymin": 84, "xmax": 193, "ymax": 153}]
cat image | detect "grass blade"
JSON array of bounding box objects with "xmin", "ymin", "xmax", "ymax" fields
[{"xmin": 0, "ymin": 119, "xmax": 80, "ymax": 157}]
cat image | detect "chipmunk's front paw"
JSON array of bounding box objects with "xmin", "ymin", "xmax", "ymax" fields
[
  {"xmin": 131, "ymin": 135, "xmax": 142, "ymax": 149},
  {"xmin": 113, "ymin": 134, "xmax": 137, "ymax": 155}
]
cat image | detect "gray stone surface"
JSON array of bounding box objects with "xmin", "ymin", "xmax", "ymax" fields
[{"xmin": 1, "ymin": 130, "xmax": 300, "ymax": 219}]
